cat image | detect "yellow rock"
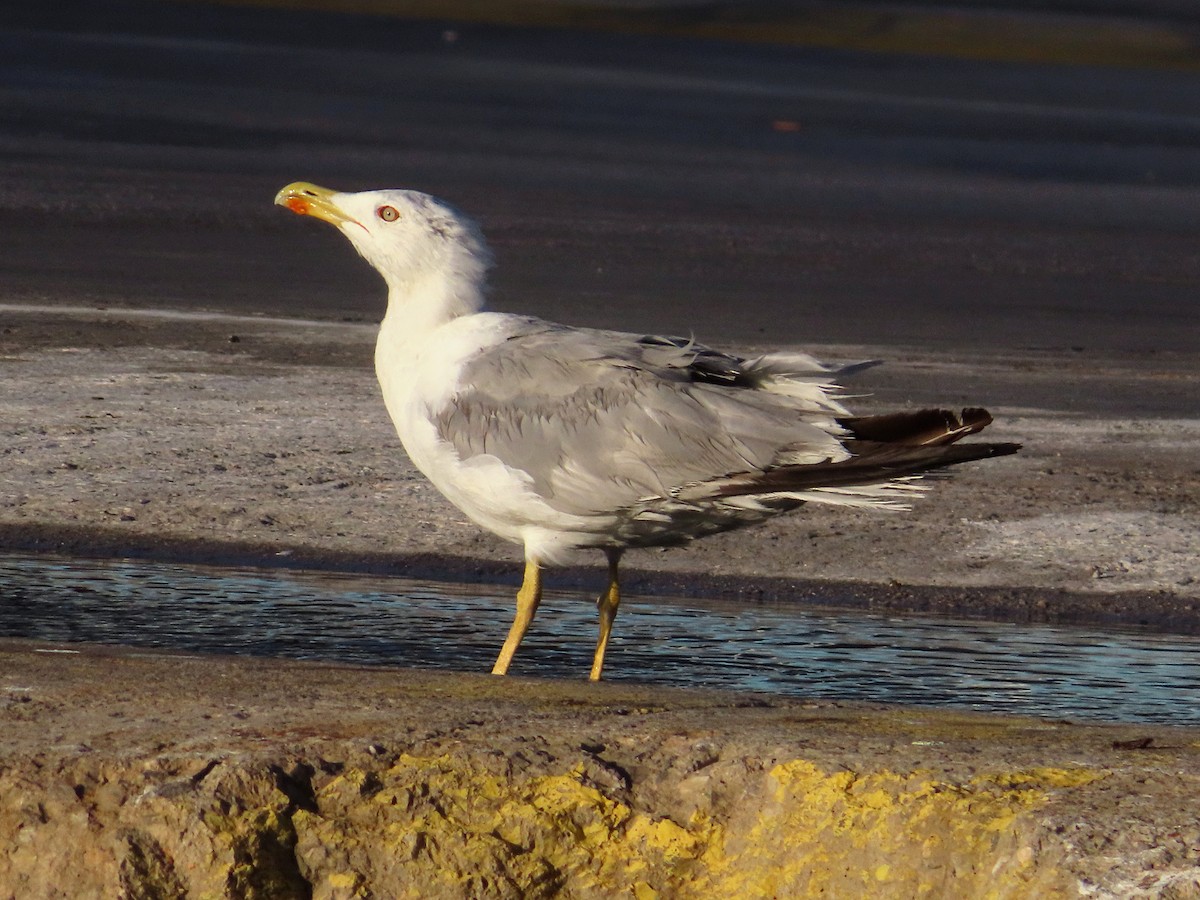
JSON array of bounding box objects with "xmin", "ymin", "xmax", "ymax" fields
[{"xmin": 282, "ymin": 753, "xmax": 1099, "ymax": 898}]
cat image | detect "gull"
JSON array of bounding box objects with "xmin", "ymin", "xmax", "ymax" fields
[{"xmin": 275, "ymin": 182, "xmax": 1019, "ymax": 681}]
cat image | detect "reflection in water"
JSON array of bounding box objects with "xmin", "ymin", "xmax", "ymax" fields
[{"xmin": 2, "ymin": 555, "xmax": 1196, "ymax": 725}]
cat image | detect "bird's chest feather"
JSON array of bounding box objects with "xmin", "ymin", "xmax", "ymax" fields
[
  {"xmin": 375, "ymin": 315, "xmax": 499, "ymax": 460},
  {"xmin": 372, "ymin": 315, "xmax": 575, "ymax": 542}
]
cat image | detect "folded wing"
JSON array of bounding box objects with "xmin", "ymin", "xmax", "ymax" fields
[{"xmin": 433, "ymin": 321, "xmax": 1018, "ymax": 520}]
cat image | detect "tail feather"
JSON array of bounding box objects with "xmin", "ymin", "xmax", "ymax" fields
[
  {"xmin": 713, "ymin": 439, "xmax": 1019, "ymax": 498},
  {"xmin": 690, "ymin": 407, "xmax": 1020, "ymax": 505}
]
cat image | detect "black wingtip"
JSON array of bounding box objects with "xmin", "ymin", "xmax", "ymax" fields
[
  {"xmin": 989, "ymin": 442, "xmax": 1023, "ymax": 457},
  {"xmin": 838, "ymin": 407, "xmax": 1004, "ymax": 447}
]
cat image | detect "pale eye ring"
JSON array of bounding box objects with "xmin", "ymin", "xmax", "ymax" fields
[{"xmin": 377, "ymin": 205, "xmax": 399, "ymax": 222}]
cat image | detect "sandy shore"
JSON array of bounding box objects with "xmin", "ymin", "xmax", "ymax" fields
[{"xmin": 2, "ymin": 304, "xmax": 1197, "ymax": 631}]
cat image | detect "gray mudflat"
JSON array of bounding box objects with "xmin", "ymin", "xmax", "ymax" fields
[
  {"xmin": 1, "ymin": 3, "xmax": 1197, "ymax": 625},
  {"xmin": 3, "ymin": 2, "xmax": 1198, "ymax": 353}
]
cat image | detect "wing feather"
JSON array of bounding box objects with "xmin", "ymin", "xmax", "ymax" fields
[{"xmin": 431, "ymin": 323, "xmax": 851, "ymax": 516}]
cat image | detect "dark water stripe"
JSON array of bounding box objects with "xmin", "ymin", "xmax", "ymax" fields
[{"xmin": 2, "ymin": 555, "xmax": 1196, "ymax": 724}]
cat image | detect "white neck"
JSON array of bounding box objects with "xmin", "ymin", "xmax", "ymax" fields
[
  {"xmin": 380, "ymin": 267, "xmax": 486, "ymax": 340},
  {"xmin": 376, "ymin": 232, "xmax": 490, "ymax": 339},
  {"xmin": 373, "ymin": 250, "xmax": 495, "ymax": 429}
]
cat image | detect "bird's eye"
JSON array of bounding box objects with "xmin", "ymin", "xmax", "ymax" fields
[{"xmin": 377, "ymin": 205, "xmax": 399, "ymax": 222}]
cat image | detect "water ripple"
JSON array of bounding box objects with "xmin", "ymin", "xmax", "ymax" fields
[{"xmin": 2, "ymin": 555, "xmax": 1197, "ymax": 724}]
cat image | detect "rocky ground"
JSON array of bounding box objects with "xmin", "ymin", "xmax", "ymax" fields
[{"xmin": 2, "ymin": 640, "xmax": 1198, "ymax": 898}]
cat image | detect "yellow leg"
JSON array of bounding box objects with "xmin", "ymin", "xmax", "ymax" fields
[
  {"xmin": 492, "ymin": 558, "xmax": 541, "ymax": 676},
  {"xmin": 589, "ymin": 551, "xmax": 622, "ymax": 682}
]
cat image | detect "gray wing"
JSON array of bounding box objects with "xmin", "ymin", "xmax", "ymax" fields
[{"xmin": 432, "ymin": 321, "xmax": 851, "ymax": 517}]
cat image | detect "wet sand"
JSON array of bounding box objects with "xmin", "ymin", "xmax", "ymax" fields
[{"xmin": 2, "ymin": 303, "xmax": 1197, "ymax": 632}]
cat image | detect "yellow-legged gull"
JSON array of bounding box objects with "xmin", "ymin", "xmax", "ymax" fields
[{"xmin": 275, "ymin": 182, "xmax": 1019, "ymax": 681}]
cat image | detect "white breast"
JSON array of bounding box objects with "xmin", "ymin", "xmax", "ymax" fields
[{"xmin": 373, "ymin": 311, "xmax": 610, "ymax": 561}]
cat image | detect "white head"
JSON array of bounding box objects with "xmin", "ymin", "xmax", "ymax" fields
[{"xmin": 275, "ymin": 182, "xmax": 491, "ymax": 321}]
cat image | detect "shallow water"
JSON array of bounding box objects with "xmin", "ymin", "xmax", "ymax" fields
[{"xmin": 2, "ymin": 555, "xmax": 1197, "ymax": 725}]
